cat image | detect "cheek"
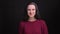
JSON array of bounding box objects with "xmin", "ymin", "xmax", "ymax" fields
[
  {"xmin": 27, "ymin": 11, "xmax": 30, "ymax": 14},
  {"xmin": 32, "ymin": 10, "xmax": 36, "ymax": 15}
]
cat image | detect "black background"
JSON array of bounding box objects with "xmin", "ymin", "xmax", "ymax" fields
[{"xmin": 0, "ymin": 0, "xmax": 60, "ymax": 34}]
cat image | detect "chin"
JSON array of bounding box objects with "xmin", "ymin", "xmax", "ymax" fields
[
  {"xmin": 29, "ymin": 16, "xmax": 34, "ymax": 18},
  {"xmin": 28, "ymin": 14, "xmax": 35, "ymax": 17},
  {"xmin": 31, "ymin": 17, "xmax": 32, "ymax": 18}
]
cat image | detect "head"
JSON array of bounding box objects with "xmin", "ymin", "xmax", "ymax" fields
[{"xmin": 23, "ymin": 2, "xmax": 41, "ymax": 21}]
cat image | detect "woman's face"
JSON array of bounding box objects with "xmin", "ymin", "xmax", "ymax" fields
[{"xmin": 27, "ymin": 5, "xmax": 36, "ymax": 18}]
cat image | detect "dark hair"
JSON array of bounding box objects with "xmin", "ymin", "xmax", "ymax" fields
[{"xmin": 23, "ymin": 2, "xmax": 41, "ymax": 21}]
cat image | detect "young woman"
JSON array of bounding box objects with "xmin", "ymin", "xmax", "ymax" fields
[{"xmin": 18, "ymin": 2, "xmax": 48, "ymax": 34}]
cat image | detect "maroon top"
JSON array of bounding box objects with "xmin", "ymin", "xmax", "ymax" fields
[{"xmin": 18, "ymin": 19, "xmax": 48, "ymax": 34}]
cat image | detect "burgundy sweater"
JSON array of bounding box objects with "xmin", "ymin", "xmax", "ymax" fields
[{"xmin": 18, "ymin": 19, "xmax": 48, "ymax": 34}]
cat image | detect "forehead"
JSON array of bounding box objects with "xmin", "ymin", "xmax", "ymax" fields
[{"xmin": 27, "ymin": 5, "xmax": 36, "ymax": 9}]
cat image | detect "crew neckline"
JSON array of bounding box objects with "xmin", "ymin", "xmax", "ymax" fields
[{"xmin": 27, "ymin": 19, "xmax": 38, "ymax": 23}]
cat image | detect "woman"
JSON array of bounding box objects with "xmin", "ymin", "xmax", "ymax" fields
[{"xmin": 18, "ymin": 2, "xmax": 48, "ymax": 34}]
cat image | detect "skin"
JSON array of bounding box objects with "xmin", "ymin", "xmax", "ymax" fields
[{"xmin": 27, "ymin": 4, "xmax": 37, "ymax": 22}]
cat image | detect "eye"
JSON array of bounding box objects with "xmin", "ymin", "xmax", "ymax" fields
[
  {"xmin": 32, "ymin": 9, "xmax": 35, "ymax": 11},
  {"xmin": 27, "ymin": 9, "xmax": 30, "ymax": 11}
]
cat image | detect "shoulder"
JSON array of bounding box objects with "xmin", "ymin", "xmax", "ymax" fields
[
  {"xmin": 18, "ymin": 21, "xmax": 27, "ymax": 27},
  {"xmin": 19, "ymin": 21, "xmax": 26, "ymax": 25},
  {"xmin": 38, "ymin": 19, "xmax": 46, "ymax": 24}
]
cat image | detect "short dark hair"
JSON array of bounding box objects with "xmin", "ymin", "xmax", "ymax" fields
[{"xmin": 23, "ymin": 2, "xmax": 41, "ymax": 21}]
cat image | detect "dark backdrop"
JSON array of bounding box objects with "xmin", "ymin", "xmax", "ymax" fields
[{"xmin": 0, "ymin": 0, "xmax": 60, "ymax": 34}]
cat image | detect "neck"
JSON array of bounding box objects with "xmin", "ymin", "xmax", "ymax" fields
[{"xmin": 28, "ymin": 17, "xmax": 37, "ymax": 22}]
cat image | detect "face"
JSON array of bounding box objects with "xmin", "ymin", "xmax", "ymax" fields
[{"xmin": 27, "ymin": 5, "xmax": 36, "ymax": 18}]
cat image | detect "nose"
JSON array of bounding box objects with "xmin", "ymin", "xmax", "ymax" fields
[
  {"xmin": 30, "ymin": 9, "xmax": 33, "ymax": 13},
  {"xmin": 30, "ymin": 9, "xmax": 32, "ymax": 12},
  {"xmin": 29, "ymin": 9, "xmax": 32, "ymax": 14}
]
